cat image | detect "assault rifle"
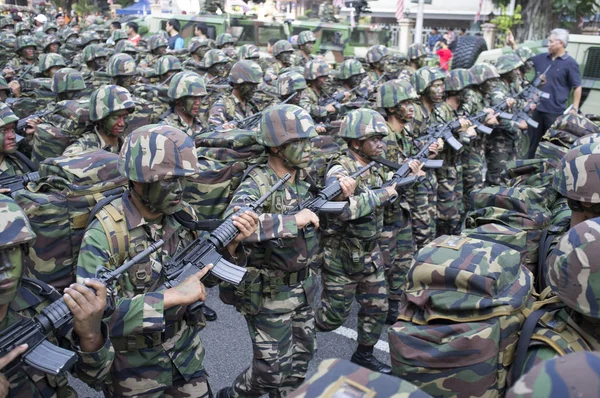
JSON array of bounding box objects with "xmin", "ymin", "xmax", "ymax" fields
[
  {"xmin": 0, "ymin": 171, "xmax": 41, "ymax": 194},
  {"xmin": 161, "ymin": 173, "xmax": 291, "ymax": 311},
  {"xmin": 0, "ymin": 240, "xmax": 165, "ymax": 377},
  {"xmin": 16, "ymin": 104, "xmax": 64, "ymax": 136},
  {"xmin": 219, "ymin": 92, "xmax": 298, "ymax": 131}
]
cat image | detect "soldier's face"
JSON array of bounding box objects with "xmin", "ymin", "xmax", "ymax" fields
[
  {"xmin": 48, "ymin": 43, "xmax": 59, "ymax": 53},
  {"xmin": 143, "ymin": 177, "xmax": 184, "ymax": 215},
  {"xmin": 211, "ymin": 62, "xmax": 228, "ymax": 77},
  {"xmin": 348, "ymin": 73, "xmax": 364, "ymax": 89},
  {"xmin": 426, "ymin": 80, "xmax": 445, "ymax": 103},
  {"xmin": 279, "ymin": 52, "xmax": 293, "ymax": 67},
  {"xmin": 238, "ymin": 82, "xmax": 258, "ymax": 100},
  {"xmin": 481, "ymin": 79, "xmax": 496, "ymax": 93},
  {"xmin": 0, "ymin": 246, "xmax": 23, "ymax": 305},
  {"xmin": 156, "ymin": 46, "xmax": 167, "ymax": 56},
  {"xmin": 102, "ymin": 110, "xmax": 129, "ymax": 136},
  {"xmin": 504, "ymin": 69, "xmax": 520, "ymax": 83},
  {"xmin": 398, "ymin": 100, "xmax": 415, "ymax": 121},
  {"xmin": 182, "ymin": 96, "xmax": 201, "ymax": 116},
  {"xmin": 315, "ymin": 76, "xmax": 327, "ymax": 88},
  {"xmin": 303, "ymin": 42, "xmax": 314, "ymax": 54},
  {"xmin": 94, "ymin": 56, "xmax": 107, "ymax": 70},
  {"xmin": 286, "ymin": 89, "xmax": 303, "ymax": 105},
  {"xmin": 22, "ymin": 47, "xmax": 35, "ymax": 60},
  {"xmin": 280, "ymin": 139, "xmax": 313, "ymax": 169},
  {"xmin": 358, "ymin": 135, "xmax": 385, "ymax": 158},
  {"xmin": 0, "ymin": 123, "xmax": 17, "ymax": 154}
]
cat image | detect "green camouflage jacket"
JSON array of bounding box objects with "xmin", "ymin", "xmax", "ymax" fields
[
  {"xmin": 0, "ymin": 153, "xmax": 29, "ymax": 178},
  {"xmin": 299, "ymin": 86, "xmax": 329, "ymax": 121},
  {"xmin": 62, "ymin": 128, "xmax": 122, "ymax": 156},
  {"xmin": 486, "ymin": 80, "xmax": 523, "ymax": 139},
  {"xmin": 208, "ymin": 93, "xmax": 259, "ymax": 127},
  {"xmin": 4, "ymin": 281, "xmax": 114, "ymax": 397},
  {"xmin": 160, "ymin": 110, "xmax": 206, "ymax": 141},
  {"xmin": 459, "ymin": 87, "xmax": 484, "ymax": 116},
  {"xmin": 5, "ymin": 57, "xmax": 39, "ymax": 80},
  {"xmin": 412, "ymin": 99, "xmax": 434, "ymax": 138}
]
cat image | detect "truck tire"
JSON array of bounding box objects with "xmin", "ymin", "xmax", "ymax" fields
[{"xmin": 452, "ymin": 36, "xmax": 488, "ymax": 69}]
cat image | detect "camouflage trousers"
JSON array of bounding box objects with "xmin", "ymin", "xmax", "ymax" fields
[
  {"xmin": 104, "ymin": 374, "xmax": 210, "ymax": 398},
  {"xmin": 436, "ymin": 162, "xmax": 464, "ymax": 236},
  {"xmin": 315, "ymin": 244, "xmax": 388, "ymax": 347},
  {"xmin": 406, "ymin": 171, "xmax": 438, "ymax": 250},
  {"xmin": 462, "ymin": 138, "xmax": 486, "ymax": 214},
  {"xmin": 485, "ymin": 130, "xmax": 518, "ymax": 186},
  {"xmin": 232, "ymin": 279, "xmax": 316, "ymax": 398},
  {"xmin": 379, "ymin": 207, "xmax": 415, "ymax": 300}
]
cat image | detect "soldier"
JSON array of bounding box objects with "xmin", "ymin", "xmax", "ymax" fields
[
  {"xmin": 200, "ymin": 49, "xmax": 231, "ymax": 85},
  {"xmin": 37, "ymin": 52, "xmax": 66, "ymax": 79},
  {"xmin": 63, "ymin": 85, "xmax": 135, "ymax": 156},
  {"xmin": 215, "ymin": 32, "xmax": 237, "ymax": 59},
  {"xmin": 183, "ymin": 37, "xmax": 211, "ymax": 73},
  {"xmin": 42, "ymin": 21, "xmax": 57, "ymax": 35},
  {"xmin": 334, "ymin": 59, "xmax": 367, "ymax": 105},
  {"xmin": 106, "ymin": 53, "xmax": 138, "ymax": 92},
  {"xmin": 4, "ymin": 35, "xmax": 38, "ymax": 81},
  {"xmin": 70, "ymin": 31, "xmax": 102, "ymax": 69},
  {"xmin": 514, "ymin": 46, "xmax": 536, "ymax": 84},
  {"xmin": 376, "ymin": 80, "xmax": 425, "ymax": 324},
  {"xmin": 362, "ymin": 45, "xmax": 391, "ymax": 98},
  {"xmin": 41, "ymin": 34, "xmax": 61, "ymax": 54},
  {"xmin": 140, "ymin": 35, "xmax": 169, "ymax": 69},
  {"xmin": 155, "ymin": 55, "xmax": 183, "ymax": 83},
  {"xmin": 217, "ymin": 104, "xmax": 322, "ymax": 398},
  {"xmin": 300, "ymin": 59, "xmax": 337, "ymax": 123},
  {"xmin": 208, "ymin": 60, "xmax": 261, "ymax": 128},
  {"xmin": 265, "ymin": 40, "xmax": 294, "ymax": 84},
  {"xmin": 315, "ymin": 109, "xmax": 400, "ymax": 374},
  {"xmin": 408, "ymin": 43, "xmax": 427, "ymax": 71},
  {"xmin": 238, "ymin": 44, "xmax": 260, "ymax": 61},
  {"xmin": 80, "ymin": 44, "xmax": 111, "ymax": 96},
  {"xmin": 0, "ymin": 102, "xmax": 36, "ymax": 180},
  {"xmin": 0, "ymin": 196, "xmax": 115, "ymax": 396},
  {"xmin": 110, "ymin": 29, "xmax": 129, "ymax": 47},
  {"xmin": 76, "ymin": 124, "xmax": 258, "ymax": 397},
  {"xmin": 294, "ymin": 31, "xmax": 316, "ymax": 67},
  {"xmin": 14, "ymin": 22, "xmax": 30, "ymax": 36},
  {"xmin": 160, "ymin": 71, "xmax": 207, "ymax": 139}
]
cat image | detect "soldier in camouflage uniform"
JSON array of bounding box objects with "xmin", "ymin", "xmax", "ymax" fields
[
  {"xmin": 217, "ymin": 104, "xmax": 322, "ymax": 398},
  {"xmin": 316, "ymin": 109, "xmax": 399, "ymax": 374},
  {"xmin": 333, "ymin": 59, "xmax": 367, "ymax": 109},
  {"xmin": 237, "ymin": 44, "xmax": 260, "ymax": 62},
  {"xmin": 265, "ymin": 40, "xmax": 294, "ymax": 84},
  {"xmin": 106, "ymin": 53, "xmax": 138, "ymax": 92},
  {"xmin": 37, "ymin": 52, "xmax": 66, "ymax": 79},
  {"xmin": 294, "ymin": 31, "xmax": 316, "ymax": 68},
  {"xmin": 59, "ymin": 27, "xmax": 79, "ymax": 63},
  {"xmin": 4, "ymin": 35, "xmax": 38, "ymax": 81},
  {"xmin": 154, "ymin": 55, "xmax": 183, "ymax": 83},
  {"xmin": 41, "ymin": 34, "xmax": 61, "ymax": 54},
  {"xmin": 0, "ymin": 195, "xmax": 115, "ymax": 397},
  {"xmin": 80, "ymin": 44, "xmax": 112, "ymax": 96},
  {"xmin": 362, "ymin": 45, "xmax": 391, "ymax": 99},
  {"xmin": 140, "ymin": 35, "xmax": 169, "ymax": 69},
  {"xmin": 182, "ymin": 37, "xmax": 211, "ymax": 74},
  {"xmin": 160, "ymin": 71, "xmax": 207, "ymax": 140},
  {"xmin": 110, "ymin": 29, "xmax": 129, "ymax": 48},
  {"xmin": 277, "ymin": 70, "xmax": 306, "ymax": 107},
  {"xmin": 63, "ymin": 85, "xmax": 135, "ymax": 156},
  {"xmin": 0, "ymin": 102, "xmax": 36, "ymax": 180},
  {"xmin": 208, "ymin": 60, "xmax": 261, "ymax": 128},
  {"xmin": 14, "ymin": 21, "xmax": 29, "ymax": 36},
  {"xmin": 507, "ymin": 351, "xmax": 600, "ymax": 398},
  {"xmin": 376, "ymin": 80, "xmax": 424, "ymax": 324},
  {"xmin": 200, "ymin": 49, "xmax": 231, "ymax": 86},
  {"xmin": 299, "ymin": 59, "xmax": 337, "ymax": 123},
  {"xmin": 483, "ymin": 59, "xmax": 527, "ymax": 185},
  {"xmin": 408, "ymin": 43, "xmax": 427, "ymax": 71},
  {"xmin": 514, "ymin": 46, "xmax": 536, "ymax": 84},
  {"xmin": 409, "ymin": 66, "xmax": 446, "ymax": 248},
  {"xmin": 215, "ymin": 32, "xmax": 237, "ymax": 59},
  {"xmin": 77, "ymin": 124, "xmax": 258, "ymax": 397},
  {"xmin": 70, "ymin": 31, "xmax": 102, "ymax": 69},
  {"xmin": 115, "ymin": 40, "xmax": 140, "ymax": 63}
]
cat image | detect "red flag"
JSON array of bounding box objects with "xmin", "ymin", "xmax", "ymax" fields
[
  {"xmin": 396, "ymin": 0, "xmax": 405, "ymax": 22},
  {"xmin": 474, "ymin": 0, "xmax": 483, "ymax": 22}
]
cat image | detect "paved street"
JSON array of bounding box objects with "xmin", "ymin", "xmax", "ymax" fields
[{"xmin": 70, "ymin": 273, "xmax": 392, "ymax": 396}]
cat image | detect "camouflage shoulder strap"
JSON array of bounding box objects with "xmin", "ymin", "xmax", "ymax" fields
[
  {"xmin": 92, "ymin": 199, "xmax": 130, "ymax": 268},
  {"xmin": 245, "ymin": 165, "xmax": 277, "ymax": 212},
  {"xmin": 20, "ymin": 277, "xmax": 62, "ymax": 303},
  {"xmin": 9, "ymin": 151, "xmax": 38, "ymax": 173}
]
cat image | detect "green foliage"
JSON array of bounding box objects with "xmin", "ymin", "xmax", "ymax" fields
[
  {"xmin": 115, "ymin": 0, "xmax": 135, "ymax": 9},
  {"xmin": 491, "ymin": 4, "xmax": 523, "ymax": 34},
  {"xmin": 72, "ymin": 0, "xmax": 98, "ymax": 16}
]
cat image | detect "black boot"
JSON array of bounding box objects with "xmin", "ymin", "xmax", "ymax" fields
[
  {"xmin": 350, "ymin": 344, "xmax": 392, "ymax": 374},
  {"xmin": 203, "ymin": 304, "xmax": 217, "ymax": 321},
  {"xmin": 386, "ymin": 299, "xmax": 400, "ymax": 325},
  {"xmin": 216, "ymin": 387, "xmax": 233, "ymax": 398}
]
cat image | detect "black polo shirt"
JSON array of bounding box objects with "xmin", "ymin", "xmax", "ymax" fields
[{"xmin": 532, "ymin": 52, "xmax": 581, "ymax": 114}]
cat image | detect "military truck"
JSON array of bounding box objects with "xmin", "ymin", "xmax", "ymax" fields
[{"xmin": 475, "ymin": 34, "xmax": 600, "ymax": 115}]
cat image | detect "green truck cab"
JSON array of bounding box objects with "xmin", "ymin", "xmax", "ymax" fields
[{"xmin": 476, "ymin": 34, "xmax": 600, "ymax": 115}]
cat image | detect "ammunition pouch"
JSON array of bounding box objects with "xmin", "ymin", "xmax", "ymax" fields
[{"xmin": 111, "ymin": 321, "xmax": 182, "ymax": 352}]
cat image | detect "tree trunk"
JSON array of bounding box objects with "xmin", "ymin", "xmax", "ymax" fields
[{"xmin": 513, "ymin": 0, "xmax": 558, "ymax": 42}]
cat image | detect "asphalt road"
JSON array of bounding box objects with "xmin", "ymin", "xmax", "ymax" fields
[{"xmin": 70, "ymin": 272, "xmax": 392, "ymax": 397}]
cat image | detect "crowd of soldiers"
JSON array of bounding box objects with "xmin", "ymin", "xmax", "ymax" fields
[{"xmin": 0, "ymin": 6, "xmax": 600, "ymax": 398}]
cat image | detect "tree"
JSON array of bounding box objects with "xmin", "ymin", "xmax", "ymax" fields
[{"xmin": 492, "ymin": 0, "xmax": 600, "ymax": 42}]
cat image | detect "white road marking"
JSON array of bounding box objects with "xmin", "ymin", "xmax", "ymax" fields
[{"xmin": 329, "ymin": 326, "xmax": 390, "ymax": 353}]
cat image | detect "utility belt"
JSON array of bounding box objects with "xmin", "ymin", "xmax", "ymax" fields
[
  {"xmin": 111, "ymin": 321, "xmax": 182, "ymax": 352},
  {"xmin": 261, "ymin": 267, "xmax": 310, "ymax": 288},
  {"xmin": 322, "ymin": 235, "xmax": 378, "ymax": 253},
  {"xmin": 322, "ymin": 235, "xmax": 378, "ymax": 275}
]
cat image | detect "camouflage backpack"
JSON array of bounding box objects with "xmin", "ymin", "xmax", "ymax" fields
[
  {"xmin": 536, "ymin": 113, "xmax": 600, "ymax": 162},
  {"xmin": 389, "ymin": 235, "xmax": 536, "ymax": 398},
  {"xmin": 14, "ymin": 150, "xmax": 128, "ymax": 291}
]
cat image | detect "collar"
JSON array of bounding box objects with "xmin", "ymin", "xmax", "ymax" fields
[
  {"xmin": 546, "ymin": 51, "xmax": 569, "ymax": 60},
  {"xmin": 122, "ymin": 191, "xmax": 149, "ymax": 231},
  {"xmin": 94, "ymin": 125, "xmax": 122, "ymax": 151}
]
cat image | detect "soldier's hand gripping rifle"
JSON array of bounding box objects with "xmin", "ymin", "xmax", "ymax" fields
[
  {"xmin": 224, "ymin": 92, "xmax": 298, "ymax": 131},
  {"xmin": 16, "ymin": 104, "xmax": 64, "ymax": 136},
  {"xmin": 160, "ymin": 173, "xmax": 291, "ymax": 313},
  {"xmin": 0, "ymin": 171, "xmax": 41, "ymax": 194},
  {"xmin": 0, "ymin": 240, "xmax": 165, "ymax": 378}
]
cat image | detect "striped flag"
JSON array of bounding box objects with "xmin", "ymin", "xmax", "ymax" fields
[
  {"xmin": 395, "ymin": 0, "xmax": 404, "ymax": 22},
  {"xmin": 474, "ymin": 0, "xmax": 483, "ymax": 22}
]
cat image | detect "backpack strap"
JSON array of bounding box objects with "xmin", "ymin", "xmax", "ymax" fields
[
  {"xmin": 10, "ymin": 151, "xmax": 38, "ymax": 173},
  {"xmin": 93, "ymin": 200, "xmax": 129, "ymax": 269},
  {"xmin": 536, "ymin": 223, "xmax": 569, "ymax": 293}
]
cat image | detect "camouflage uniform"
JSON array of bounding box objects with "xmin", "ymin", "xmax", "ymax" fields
[
  {"xmin": 293, "ymin": 31, "xmax": 316, "ymax": 68},
  {"xmin": 0, "ymin": 196, "xmax": 115, "ymax": 397},
  {"xmin": 0, "ymin": 102, "xmax": 34, "ymax": 178},
  {"xmin": 76, "ymin": 125, "xmax": 216, "ymax": 397},
  {"xmin": 360, "ymin": 45, "xmax": 391, "ymax": 100},
  {"xmin": 5, "ymin": 35, "xmax": 39, "ymax": 79},
  {"xmin": 222, "ymin": 105, "xmax": 319, "ymax": 398},
  {"xmin": 299, "ymin": 60, "xmax": 331, "ymax": 123},
  {"xmin": 265, "ymin": 41, "xmax": 294, "ymax": 84},
  {"xmin": 315, "ymin": 109, "xmax": 394, "ymax": 373},
  {"xmin": 160, "ymin": 71, "xmax": 208, "ymax": 140}
]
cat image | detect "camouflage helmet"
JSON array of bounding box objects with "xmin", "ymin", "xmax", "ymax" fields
[
  {"xmin": 573, "ymin": 133, "xmax": 600, "ymax": 148},
  {"xmin": 366, "ymin": 45, "xmax": 390, "ymax": 64},
  {"xmin": 216, "ymin": 32, "xmax": 235, "ymax": 47},
  {"xmin": 547, "ymin": 217, "xmax": 600, "ymax": 319},
  {"xmin": 0, "ymin": 76, "xmax": 9, "ymax": 91},
  {"xmin": 445, "ymin": 68, "xmax": 475, "ymax": 92},
  {"xmin": 107, "ymin": 53, "xmax": 137, "ymax": 77},
  {"xmin": 376, "ymin": 79, "xmax": 418, "ymax": 108},
  {"xmin": 118, "ymin": 124, "xmax": 199, "ymax": 182},
  {"xmin": 495, "ymin": 53, "xmax": 524, "ymax": 75},
  {"xmin": 188, "ymin": 37, "xmax": 209, "ymax": 54},
  {"xmin": 155, "ymin": 55, "xmax": 182, "ymax": 76},
  {"xmin": 229, "ymin": 60, "xmax": 262, "ymax": 84},
  {"xmin": 79, "ymin": 31, "xmax": 100, "ymax": 47},
  {"xmin": 470, "ymin": 63, "xmax": 500, "ymax": 85},
  {"xmin": 258, "ymin": 104, "xmax": 317, "ymax": 147},
  {"xmin": 42, "ymin": 34, "xmax": 61, "ymax": 51},
  {"xmin": 14, "ymin": 22, "xmax": 30, "ymax": 35},
  {"xmin": 339, "ymin": 109, "xmax": 388, "ymax": 141},
  {"xmin": 0, "ymin": 16, "xmax": 14, "ymax": 29},
  {"xmin": 82, "ymin": 44, "xmax": 110, "ymax": 63},
  {"xmin": 115, "ymin": 39, "xmax": 139, "ymax": 55},
  {"xmin": 553, "ymin": 142, "xmax": 600, "ymax": 203},
  {"xmin": 411, "ymin": 66, "xmax": 446, "ymax": 94},
  {"xmin": 89, "ymin": 85, "xmax": 136, "ymax": 122},
  {"xmin": 51, "ymin": 67, "xmax": 85, "ymax": 94},
  {"xmin": 408, "ymin": 43, "xmax": 426, "ymax": 60},
  {"xmin": 337, "ymin": 59, "xmax": 365, "ymax": 80},
  {"xmin": 514, "ymin": 46, "xmax": 535, "ymax": 63},
  {"xmin": 304, "ymin": 59, "xmax": 330, "ymax": 80},
  {"xmin": 238, "ymin": 44, "xmax": 260, "ymax": 60},
  {"xmin": 42, "ymin": 21, "xmax": 57, "ymax": 33},
  {"xmin": 298, "ymin": 30, "xmax": 316, "ymax": 45},
  {"xmin": 0, "ymin": 102, "xmax": 18, "ymax": 128},
  {"xmin": 148, "ymin": 35, "xmax": 168, "ymax": 51},
  {"xmin": 60, "ymin": 27, "xmax": 79, "ymax": 42},
  {"xmin": 38, "ymin": 53, "xmax": 67, "ymax": 73},
  {"xmin": 277, "ymin": 71, "xmax": 307, "ymax": 96},
  {"xmin": 0, "ymin": 196, "xmax": 35, "ymax": 249},
  {"xmin": 200, "ymin": 49, "xmax": 228, "ymax": 68},
  {"xmin": 168, "ymin": 71, "xmax": 207, "ymax": 100},
  {"xmin": 15, "ymin": 35, "xmax": 36, "ymax": 52},
  {"xmin": 111, "ymin": 29, "xmax": 128, "ymax": 43},
  {"xmin": 272, "ymin": 40, "xmax": 293, "ymax": 57}
]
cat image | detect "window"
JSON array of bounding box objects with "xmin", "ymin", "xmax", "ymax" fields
[
  {"xmin": 233, "ymin": 26, "xmax": 256, "ymax": 44},
  {"xmin": 321, "ymin": 29, "xmax": 344, "ymax": 47},
  {"xmin": 584, "ymin": 47, "xmax": 600, "ymax": 80},
  {"xmin": 257, "ymin": 26, "xmax": 286, "ymax": 46},
  {"xmin": 350, "ymin": 30, "xmax": 388, "ymax": 46}
]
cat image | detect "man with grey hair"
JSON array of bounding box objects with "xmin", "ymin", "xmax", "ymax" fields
[{"xmin": 527, "ymin": 28, "xmax": 582, "ymax": 158}]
